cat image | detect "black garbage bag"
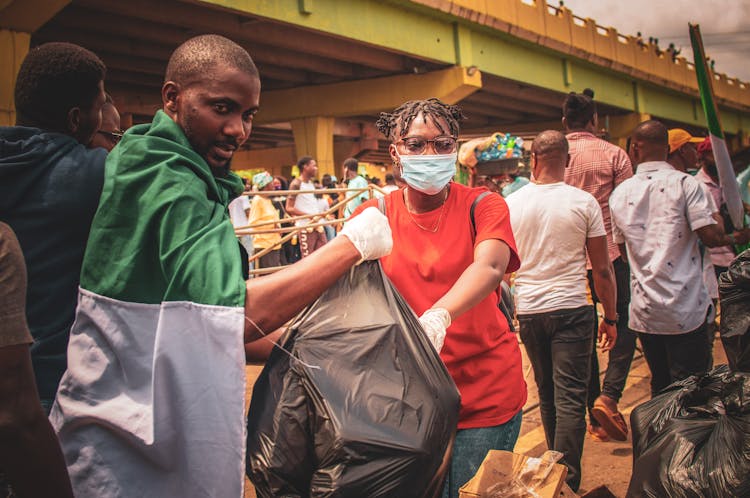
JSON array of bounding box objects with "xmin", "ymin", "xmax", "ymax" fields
[
  {"xmin": 627, "ymin": 365, "xmax": 750, "ymax": 498},
  {"xmin": 719, "ymin": 249, "xmax": 750, "ymax": 372},
  {"xmin": 246, "ymin": 261, "xmax": 461, "ymax": 497}
]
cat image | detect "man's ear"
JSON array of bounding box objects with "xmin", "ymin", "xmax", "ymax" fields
[
  {"xmin": 67, "ymin": 107, "xmax": 81, "ymax": 134},
  {"xmin": 628, "ymin": 142, "xmax": 639, "ymax": 165},
  {"xmin": 162, "ymin": 81, "xmax": 180, "ymax": 115}
]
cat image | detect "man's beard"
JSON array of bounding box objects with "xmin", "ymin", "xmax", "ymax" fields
[
  {"xmin": 704, "ymin": 162, "xmax": 719, "ymax": 181},
  {"xmin": 211, "ymin": 161, "xmax": 231, "ymax": 178}
]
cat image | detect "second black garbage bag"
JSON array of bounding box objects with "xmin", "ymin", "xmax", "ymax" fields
[
  {"xmin": 719, "ymin": 248, "xmax": 750, "ymax": 372},
  {"xmin": 627, "ymin": 365, "xmax": 750, "ymax": 498},
  {"xmin": 246, "ymin": 261, "xmax": 461, "ymax": 498}
]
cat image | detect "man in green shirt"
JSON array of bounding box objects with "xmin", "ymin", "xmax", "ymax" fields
[
  {"xmin": 51, "ymin": 34, "xmax": 392, "ymax": 498},
  {"xmin": 343, "ymin": 157, "xmax": 370, "ymax": 218}
]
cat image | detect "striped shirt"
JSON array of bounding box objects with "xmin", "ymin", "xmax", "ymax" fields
[{"xmin": 564, "ymin": 131, "xmax": 633, "ymax": 263}]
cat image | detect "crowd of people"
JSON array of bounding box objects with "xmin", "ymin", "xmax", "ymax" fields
[
  {"xmin": 1, "ymin": 33, "xmax": 750, "ymax": 498},
  {"xmin": 226, "ymin": 156, "xmax": 393, "ymax": 274}
]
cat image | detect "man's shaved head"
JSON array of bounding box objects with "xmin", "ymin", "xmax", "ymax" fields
[
  {"xmin": 632, "ymin": 120, "xmax": 668, "ymax": 147},
  {"xmin": 531, "ymin": 130, "xmax": 569, "ymax": 158},
  {"xmin": 630, "ymin": 120, "xmax": 669, "ymax": 164},
  {"xmin": 161, "ymin": 34, "xmax": 260, "ymax": 174},
  {"xmin": 531, "ymin": 130, "xmax": 569, "ymax": 181},
  {"xmin": 165, "ymin": 34, "xmax": 258, "ymax": 86}
]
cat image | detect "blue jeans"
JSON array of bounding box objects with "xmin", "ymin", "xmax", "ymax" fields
[
  {"xmin": 441, "ymin": 410, "xmax": 522, "ymax": 498},
  {"xmin": 323, "ymin": 224, "xmax": 336, "ymax": 241}
]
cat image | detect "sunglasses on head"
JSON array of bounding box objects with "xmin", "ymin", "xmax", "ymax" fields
[
  {"xmin": 397, "ymin": 135, "xmax": 457, "ymax": 155},
  {"xmin": 97, "ymin": 130, "xmax": 124, "ymax": 143}
]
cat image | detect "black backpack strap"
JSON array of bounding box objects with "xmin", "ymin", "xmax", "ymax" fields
[
  {"xmin": 470, "ymin": 191, "xmax": 493, "ymax": 238},
  {"xmin": 469, "ymin": 190, "xmax": 516, "ymax": 332}
]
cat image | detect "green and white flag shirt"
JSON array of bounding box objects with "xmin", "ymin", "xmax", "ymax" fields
[{"xmin": 51, "ymin": 111, "xmax": 248, "ymax": 498}]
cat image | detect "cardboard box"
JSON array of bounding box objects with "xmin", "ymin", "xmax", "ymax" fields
[{"xmin": 459, "ymin": 450, "xmax": 569, "ymax": 498}]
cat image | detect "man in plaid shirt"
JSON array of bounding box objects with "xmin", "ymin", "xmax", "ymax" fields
[{"xmin": 562, "ymin": 89, "xmax": 634, "ymax": 442}]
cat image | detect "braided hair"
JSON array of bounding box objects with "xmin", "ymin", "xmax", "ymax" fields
[{"xmin": 376, "ymin": 98, "xmax": 465, "ymax": 141}]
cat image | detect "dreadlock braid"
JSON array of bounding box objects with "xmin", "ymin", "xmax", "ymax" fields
[{"xmin": 376, "ymin": 98, "xmax": 465, "ymax": 141}]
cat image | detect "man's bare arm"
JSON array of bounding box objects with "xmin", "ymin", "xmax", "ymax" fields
[
  {"xmin": 696, "ymin": 224, "xmax": 750, "ymax": 248},
  {"xmin": 587, "ymin": 235, "xmax": 618, "ymax": 351},
  {"xmin": 243, "ymin": 207, "xmax": 392, "ymax": 342},
  {"xmin": 284, "ymin": 179, "xmax": 305, "ymax": 217},
  {"xmin": 0, "ymin": 345, "xmax": 74, "ymax": 498}
]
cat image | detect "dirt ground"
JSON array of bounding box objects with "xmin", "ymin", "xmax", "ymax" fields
[{"xmin": 243, "ymin": 336, "xmax": 729, "ymax": 497}]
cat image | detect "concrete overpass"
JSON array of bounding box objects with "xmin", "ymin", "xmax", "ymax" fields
[{"xmin": 3, "ymin": 0, "xmax": 750, "ymax": 178}]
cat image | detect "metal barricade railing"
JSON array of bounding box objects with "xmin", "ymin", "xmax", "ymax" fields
[{"xmin": 234, "ymin": 185, "xmax": 386, "ymax": 276}]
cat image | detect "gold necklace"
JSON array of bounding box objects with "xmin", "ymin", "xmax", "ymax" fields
[{"xmin": 404, "ymin": 187, "xmax": 449, "ymax": 233}]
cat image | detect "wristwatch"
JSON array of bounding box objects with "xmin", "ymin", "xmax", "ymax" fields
[{"xmin": 603, "ymin": 315, "xmax": 618, "ymax": 326}]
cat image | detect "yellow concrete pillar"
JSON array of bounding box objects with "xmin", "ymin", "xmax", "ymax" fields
[
  {"xmin": 0, "ymin": 29, "xmax": 30, "ymax": 125},
  {"xmin": 605, "ymin": 112, "xmax": 651, "ymax": 150},
  {"xmin": 291, "ymin": 116, "xmax": 336, "ymax": 177}
]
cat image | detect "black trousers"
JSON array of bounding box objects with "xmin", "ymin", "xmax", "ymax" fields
[
  {"xmin": 254, "ymin": 248, "xmax": 281, "ymax": 271},
  {"xmin": 518, "ymin": 305, "xmax": 594, "ymax": 492},
  {"xmin": 638, "ymin": 322, "xmax": 711, "ymax": 397},
  {"xmin": 587, "ymin": 257, "xmax": 636, "ymax": 419}
]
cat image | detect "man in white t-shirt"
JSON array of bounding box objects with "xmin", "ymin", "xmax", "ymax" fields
[
  {"xmin": 611, "ymin": 120, "xmax": 750, "ymax": 397},
  {"xmin": 227, "ymin": 179, "xmax": 253, "ymax": 270},
  {"xmin": 506, "ymin": 130, "xmax": 617, "ymax": 492},
  {"xmin": 286, "ymin": 156, "xmax": 326, "ymax": 257}
]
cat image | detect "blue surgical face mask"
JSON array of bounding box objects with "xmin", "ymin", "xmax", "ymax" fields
[{"xmin": 397, "ymin": 152, "xmax": 457, "ymax": 195}]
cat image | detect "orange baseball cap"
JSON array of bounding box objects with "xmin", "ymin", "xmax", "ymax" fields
[{"xmin": 668, "ymin": 128, "xmax": 705, "ymax": 154}]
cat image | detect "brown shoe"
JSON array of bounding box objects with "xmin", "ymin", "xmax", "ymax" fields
[
  {"xmin": 591, "ymin": 397, "xmax": 628, "ymax": 441},
  {"xmin": 588, "ymin": 423, "xmax": 610, "ymax": 442}
]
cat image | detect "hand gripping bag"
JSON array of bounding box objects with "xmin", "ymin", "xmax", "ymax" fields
[
  {"xmin": 246, "ymin": 261, "xmax": 461, "ymax": 497},
  {"xmin": 627, "ymin": 365, "xmax": 750, "ymax": 497}
]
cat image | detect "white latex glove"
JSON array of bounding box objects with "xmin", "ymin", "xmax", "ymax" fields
[
  {"xmin": 339, "ymin": 207, "xmax": 393, "ymax": 261},
  {"xmin": 418, "ymin": 308, "xmax": 451, "ymax": 352}
]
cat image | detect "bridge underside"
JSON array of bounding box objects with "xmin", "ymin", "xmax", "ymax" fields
[{"xmin": 2, "ymin": 0, "xmax": 749, "ymax": 174}]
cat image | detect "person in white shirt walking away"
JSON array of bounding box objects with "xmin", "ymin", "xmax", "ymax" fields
[
  {"xmin": 610, "ymin": 120, "xmax": 750, "ymax": 397},
  {"xmin": 506, "ymin": 130, "xmax": 617, "ymax": 492}
]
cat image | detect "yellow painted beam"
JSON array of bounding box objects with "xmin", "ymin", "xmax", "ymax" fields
[
  {"xmin": 0, "ymin": 0, "xmax": 70, "ymax": 32},
  {"xmin": 454, "ymin": 23, "xmax": 473, "ymax": 67},
  {"xmin": 0, "ymin": 29, "xmax": 29, "ymax": 126},
  {"xmin": 231, "ymin": 146, "xmax": 296, "ymax": 176},
  {"xmin": 291, "ymin": 116, "xmax": 336, "ymax": 177},
  {"xmin": 465, "ymin": 119, "xmax": 564, "ymax": 137},
  {"xmin": 255, "ymin": 66, "xmax": 482, "ymax": 125}
]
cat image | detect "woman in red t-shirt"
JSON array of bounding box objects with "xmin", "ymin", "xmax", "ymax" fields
[{"xmin": 353, "ymin": 98, "xmax": 526, "ymax": 498}]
